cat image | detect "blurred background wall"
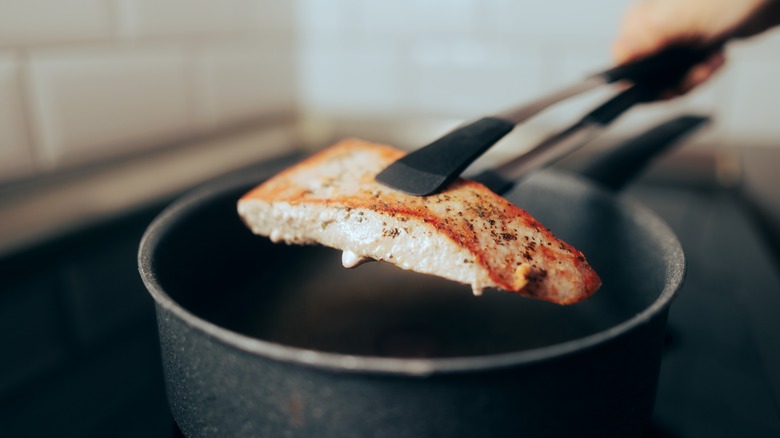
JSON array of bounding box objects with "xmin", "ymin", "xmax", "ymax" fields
[{"xmin": 2, "ymin": 0, "xmax": 780, "ymax": 190}]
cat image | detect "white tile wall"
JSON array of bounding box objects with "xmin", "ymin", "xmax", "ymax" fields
[
  {"xmin": 478, "ymin": 0, "xmax": 628, "ymax": 39},
  {"xmin": 294, "ymin": 0, "xmax": 627, "ymax": 122},
  {"xmin": 356, "ymin": 0, "xmax": 477, "ymax": 36},
  {"xmin": 409, "ymin": 40, "xmax": 547, "ymax": 117},
  {"xmin": 0, "ymin": 0, "xmax": 297, "ymax": 185},
  {"xmin": 298, "ymin": 39, "xmax": 406, "ymax": 116},
  {"xmin": 0, "ymin": 53, "xmax": 34, "ymax": 182},
  {"xmin": 0, "ymin": 0, "xmax": 112, "ymax": 46},
  {"xmin": 725, "ymin": 59, "xmax": 780, "ymax": 144},
  {"xmin": 116, "ymin": 0, "xmax": 245, "ymax": 38},
  {"xmin": 296, "ymin": 0, "xmax": 356, "ymax": 35},
  {"xmin": 28, "ymin": 46, "xmax": 193, "ymax": 168},
  {"xmin": 242, "ymin": 0, "xmax": 297, "ymax": 33},
  {"xmin": 192, "ymin": 42, "xmax": 295, "ymax": 131},
  {"xmin": 722, "ymin": 34, "xmax": 780, "ymax": 145}
]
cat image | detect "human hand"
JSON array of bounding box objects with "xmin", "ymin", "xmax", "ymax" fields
[{"xmin": 612, "ymin": 0, "xmax": 780, "ymax": 95}]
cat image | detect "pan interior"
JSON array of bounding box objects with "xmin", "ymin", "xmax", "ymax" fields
[{"xmin": 149, "ymin": 171, "xmax": 675, "ymax": 359}]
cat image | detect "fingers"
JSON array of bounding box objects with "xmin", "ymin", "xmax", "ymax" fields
[
  {"xmin": 651, "ymin": 51, "xmax": 726, "ymax": 100},
  {"xmin": 612, "ymin": 0, "xmax": 672, "ymax": 64},
  {"xmin": 676, "ymin": 51, "xmax": 726, "ymax": 95},
  {"xmin": 612, "ymin": 0, "xmax": 730, "ymax": 98}
]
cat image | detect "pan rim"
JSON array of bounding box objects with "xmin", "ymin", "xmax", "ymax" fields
[{"xmin": 138, "ymin": 170, "xmax": 685, "ymax": 377}]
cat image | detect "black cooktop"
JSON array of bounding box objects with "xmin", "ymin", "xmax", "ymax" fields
[{"xmin": 627, "ymin": 184, "xmax": 780, "ymax": 437}]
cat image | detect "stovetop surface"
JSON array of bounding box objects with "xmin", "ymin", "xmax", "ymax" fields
[
  {"xmin": 626, "ymin": 184, "xmax": 780, "ymax": 437},
  {"xmin": 1, "ymin": 162, "xmax": 778, "ymax": 437}
]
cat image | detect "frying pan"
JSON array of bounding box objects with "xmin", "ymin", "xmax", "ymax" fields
[{"xmin": 138, "ymin": 116, "xmax": 700, "ymax": 437}]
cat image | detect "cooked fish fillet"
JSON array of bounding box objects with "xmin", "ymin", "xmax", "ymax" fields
[{"xmin": 238, "ymin": 139, "xmax": 601, "ymax": 304}]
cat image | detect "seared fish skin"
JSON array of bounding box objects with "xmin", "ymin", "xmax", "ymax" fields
[{"xmin": 238, "ymin": 139, "xmax": 601, "ymax": 304}]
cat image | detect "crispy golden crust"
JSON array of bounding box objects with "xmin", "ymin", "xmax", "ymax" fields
[{"xmin": 240, "ymin": 139, "xmax": 601, "ymax": 304}]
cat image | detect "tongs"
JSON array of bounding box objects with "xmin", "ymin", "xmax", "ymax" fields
[
  {"xmin": 375, "ymin": 46, "xmax": 713, "ymax": 196},
  {"xmin": 473, "ymin": 113, "xmax": 710, "ymax": 195}
]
